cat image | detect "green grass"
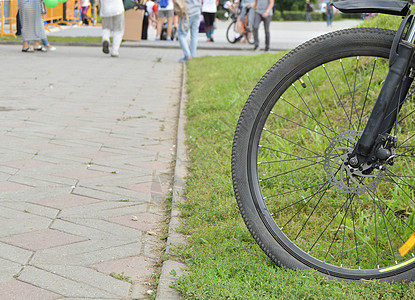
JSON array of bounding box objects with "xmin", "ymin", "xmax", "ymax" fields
[
  {"xmin": 0, "ymin": 34, "xmax": 102, "ymax": 43},
  {"xmin": 173, "ymin": 13, "xmax": 415, "ymax": 300}
]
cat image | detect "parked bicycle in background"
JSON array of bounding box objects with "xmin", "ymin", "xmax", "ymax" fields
[{"xmin": 226, "ymin": 0, "xmax": 254, "ymax": 44}]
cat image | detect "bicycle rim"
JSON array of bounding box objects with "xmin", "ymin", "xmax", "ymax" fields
[
  {"xmin": 246, "ymin": 31, "xmax": 254, "ymax": 44},
  {"xmin": 233, "ymin": 28, "xmax": 415, "ymax": 281},
  {"xmin": 226, "ymin": 20, "xmax": 238, "ymax": 44}
]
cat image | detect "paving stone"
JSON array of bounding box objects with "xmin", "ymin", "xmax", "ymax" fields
[
  {"xmin": 91, "ymin": 255, "xmax": 155, "ymax": 282},
  {"xmin": 34, "ymin": 264, "xmax": 131, "ymax": 297},
  {"xmin": 0, "ymin": 228, "xmax": 88, "ymax": 251},
  {"xmin": 0, "ymin": 201, "xmax": 59, "ymax": 219},
  {"xmin": 31, "ymin": 241, "xmax": 142, "ymax": 266},
  {"xmin": 109, "ymin": 212, "xmax": 163, "ymax": 232},
  {"xmin": 0, "ymin": 258, "xmax": 23, "ymax": 283},
  {"xmin": 51, "ymin": 218, "xmax": 142, "ymax": 242},
  {"xmin": 72, "ymin": 186, "xmax": 151, "ymax": 203},
  {"xmin": 124, "ymin": 181, "xmax": 171, "ymax": 195},
  {"xmin": 0, "ymin": 280, "xmax": 60, "ymax": 299},
  {"xmin": 0, "ymin": 242, "xmax": 33, "ymax": 265},
  {"xmin": 18, "ymin": 266, "xmax": 118, "ymax": 298},
  {"xmin": 0, "ymin": 181, "xmax": 32, "ymax": 193},
  {"xmin": 29, "ymin": 194, "xmax": 102, "ymax": 210},
  {"xmin": 57, "ymin": 201, "xmax": 146, "ymax": 219}
]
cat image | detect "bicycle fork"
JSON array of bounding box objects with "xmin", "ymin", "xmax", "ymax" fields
[{"xmin": 348, "ymin": 15, "xmax": 415, "ymax": 169}]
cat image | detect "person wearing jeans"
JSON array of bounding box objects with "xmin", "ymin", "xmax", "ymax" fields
[
  {"xmin": 178, "ymin": 0, "xmax": 202, "ymax": 62},
  {"xmin": 253, "ymin": 0, "xmax": 274, "ymax": 52}
]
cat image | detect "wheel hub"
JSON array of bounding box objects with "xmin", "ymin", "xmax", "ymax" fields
[{"xmin": 324, "ymin": 130, "xmax": 386, "ymax": 195}]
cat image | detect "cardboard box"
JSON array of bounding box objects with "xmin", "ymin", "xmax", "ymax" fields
[{"xmin": 123, "ymin": 8, "xmax": 144, "ymax": 41}]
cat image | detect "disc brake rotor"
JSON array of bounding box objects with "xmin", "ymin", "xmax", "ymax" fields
[{"xmin": 324, "ymin": 130, "xmax": 386, "ymax": 195}]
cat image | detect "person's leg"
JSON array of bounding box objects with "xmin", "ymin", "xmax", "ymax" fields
[
  {"xmin": 237, "ymin": 7, "xmax": 247, "ymax": 36},
  {"xmin": 253, "ymin": 13, "xmax": 261, "ymax": 49},
  {"xmin": 111, "ymin": 13, "xmax": 125, "ymax": 56},
  {"xmin": 209, "ymin": 13, "xmax": 215, "ymax": 41},
  {"xmin": 166, "ymin": 14, "xmax": 173, "ymax": 40},
  {"xmin": 247, "ymin": 6, "xmax": 255, "ymax": 29},
  {"xmin": 142, "ymin": 14, "xmax": 149, "ymax": 40},
  {"xmin": 178, "ymin": 17, "xmax": 191, "ymax": 59},
  {"xmin": 202, "ymin": 12, "xmax": 210, "ymax": 39},
  {"xmin": 189, "ymin": 14, "xmax": 201, "ymax": 58},
  {"xmin": 156, "ymin": 12, "xmax": 164, "ymax": 39},
  {"xmin": 16, "ymin": 10, "xmax": 21, "ymax": 35},
  {"xmin": 263, "ymin": 15, "xmax": 271, "ymax": 51},
  {"xmin": 101, "ymin": 16, "xmax": 111, "ymax": 54},
  {"xmin": 42, "ymin": 38, "xmax": 56, "ymax": 51}
]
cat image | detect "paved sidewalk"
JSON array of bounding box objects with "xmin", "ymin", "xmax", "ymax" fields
[{"xmin": 0, "ymin": 44, "xmax": 187, "ymax": 299}]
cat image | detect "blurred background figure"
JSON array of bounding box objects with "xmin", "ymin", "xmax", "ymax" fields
[
  {"xmin": 305, "ymin": 0, "xmax": 312, "ymax": 22},
  {"xmin": 326, "ymin": 0, "xmax": 333, "ymax": 26},
  {"xmin": 156, "ymin": 0, "xmax": 174, "ymax": 41},
  {"xmin": 100, "ymin": 0, "xmax": 125, "ymax": 57},
  {"xmin": 81, "ymin": 0, "xmax": 94, "ymax": 25},
  {"xmin": 18, "ymin": 0, "xmax": 46, "ymax": 52},
  {"xmin": 201, "ymin": 0, "xmax": 218, "ymax": 42}
]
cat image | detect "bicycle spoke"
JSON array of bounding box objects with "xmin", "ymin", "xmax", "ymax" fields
[
  {"xmin": 357, "ymin": 57, "xmax": 378, "ymax": 131},
  {"xmin": 322, "ymin": 63, "xmax": 355, "ymax": 131},
  {"xmin": 270, "ymin": 111, "xmax": 330, "ymax": 141},
  {"xmin": 278, "ymin": 96, "xmax": 336, "ymax": 136},
  {"xmin": 305, "ymin": 73, "xmax": 336, "ymax": 137},
  {"xmin": 262, "ymin": 129, "xmax": 321, "ymax": 157},
  {"xmin": 259, "ymin": 159, "xmax": 324, "ymax": 182}
]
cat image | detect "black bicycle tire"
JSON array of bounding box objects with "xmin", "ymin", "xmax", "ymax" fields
[
  {"xmin": 232, "ymin": 27, "xmax": 415, "ymax": 282},
  {"xmin": 246, "ymin": 31, "xmax": 254, "ymax": 44},
  {"xmin": 226, "ymin": 20, "xmax": 238, "ymax": 44}
]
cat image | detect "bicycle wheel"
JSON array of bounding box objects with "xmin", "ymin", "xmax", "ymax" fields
[
  {"xmin": 226, "ymin": 20, "xmax": 238, "ymax": 44},
  {"xmin": 245, "ymin": 31, "xmax": 254, "ymax": 44},
  {"xmin": 232, "ymin": 27, "xmax": 415, "ymax": 282}
]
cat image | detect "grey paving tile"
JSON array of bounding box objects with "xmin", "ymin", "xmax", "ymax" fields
[
  {"xmin": 34, "ymin": 265, "xmax": 131, "ymax": 297},
  {"xmin": 0, "ymin": 258, "xmax": 23, "ymax": 283},
  {"xmin": 0, "ymin": 242, "xmax": 33, "ymax": 265},
  {"xmin": 51, "ymin": 217, "xmax": 142, "ymax": 242},
  {"xmin": 72, "ymin": 186, "xmax": 151, "ymax": 202},
  {"xmin": 18, "ymin": 266, "xmax": 118, "ymax": 298},
  {"xmin": 0, "ymin": 279, "xmax": 61, "ymax": 299},
  {"xmin": 0, "ymin": 201, "xmax": 59, "ymax": 219},
  {"xmin": 31, "ymin": 241, "xmax": 142, "ymax": 266}
]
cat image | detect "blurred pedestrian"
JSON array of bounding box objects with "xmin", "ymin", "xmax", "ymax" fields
[
  {"xmin": 178, "ymin": 0, "xmax": 202, "ymax": 62},
  {"xmin": 236, "ymin": 0, "xmax": 254, "ymax": 42},
  {"xmin": 100, "ymin": 0, "xmax": 124, "ymax": 57},
  {"xmin": 253, "ymin": 0, "xmax": 273, "ymax": 52},
  {"xmin": 202, "ymin": 0, "xmax": 218, "ymax": 42},
  {"xmin": 74, "ymin": 0, "xmax": 81, "ymax": 23},
  {"xmin": 18, "ymin": 0, "xmax": 46, "ymax": 52},
  {"xmin": 326, "ymin": 0, "xmax": 333, "ymax": 26},
  {"xmin": 81, "ymin": 0, "xmax": 94, "ymax": 25},
  {"xmin": 142, "ymin": 0, "xmax": 158, "ymax": 40},
  {"xmin": 91, "ymin": 0, "xmax": 99, "ymax": 25},
  {"xmin": 156, "ymin": 0, "xmax": 174, "ymax": 40},
  {"xmin": 305, "ymin": 0, "xmax": 312, "ymax": 22}
]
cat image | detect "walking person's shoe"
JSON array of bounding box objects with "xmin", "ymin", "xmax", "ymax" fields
[
  {"xmin": 22, "ymin": 47, "xmax": 34, "ymax": 52},
  {"xmin": 34, "ymin": 45, "xmax": 47, "ymax": 52},
  {"xmin": 179, "ymin": 57, "xmax": 191, "ymax": 62},
  {"xmin": 102, "ymin": 40, "xmax": 109, "ymax": 54}
]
